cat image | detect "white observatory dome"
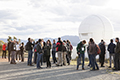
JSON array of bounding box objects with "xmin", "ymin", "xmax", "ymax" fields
[{"xmin": 79, "ymin": 15, "xmax": 114, "ymax": 44}]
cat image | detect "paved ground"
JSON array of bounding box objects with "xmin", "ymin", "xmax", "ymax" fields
[{"xmin": 0, "ymin": 60, "xmax": 120, "ymax": 80}]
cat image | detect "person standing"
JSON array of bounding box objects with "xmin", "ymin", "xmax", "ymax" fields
[
  {"xmin": 89, "ymin": 38, "xmax": 99, "ymax": 71},
  {"xmin": 76, "ymin": 40, "xmax": 86, "ymax": 70},
  {"xmin": 2, "ymin": 43, "xmax": 7, "ymax": 59},
  {"xmin": 113, "ymin": 38, "xmax": 120, "ymax": 71},
  {"xmin": 16, "ymin": 41, "xmax": 21, "ymax": 62},
  {"xmin": 99, "ymin": 40, "xmax": 106, "ymax": 67},
  {"xmin": 10, "ymin": 40, "xmax": 16, "ymax": 64},
  {"xmin": 52, "ymin": 39, "xmax": 57, "ymax": 64},
  {"xmin": 26, "ymin": 38, "xmax": 34, "ymax": 66},
  {"xmin": 7, "ymin": 40, "xmax": 12, "ymax": 62},
  {"xmin": 107, "ymin": 39, "xmax": 116, "ymax": 68},
  {"xmin": 44, "ymin": 40, "xmax": 51, "ymax": 68},
  {"xmin": 56, "ymin": 37, "xmax": 63, "ymax": 66},
  {"xmin": 87, "ymin": 42, "xmax": 91, "ymax": 67},
  {"xmin": 62, "ymin": 40, "xmax": 67, "ymax": 66},
  {"xmin": 33, "ymin": 41, "xmax": 38, "ymax": 64},
  {"xmin": 66, "ymin": 40, "xmax": 71, "ymax": 65},
  {"xmin": 36, "ymin": 39, "xmax": 43, "ymax": 69},
  {"xmin": 20, "ymin": 42, "xmax": 24, "ymax": 62}
]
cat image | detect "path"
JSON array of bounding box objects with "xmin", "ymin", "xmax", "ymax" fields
[{"xmin": 0, "ymin": 61, "xmax": 120, "ymax": 80}]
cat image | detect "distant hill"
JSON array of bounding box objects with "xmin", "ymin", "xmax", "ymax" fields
[{"xmin": 0, "ymin": 35, "xmax": 80, "ymax": 46}]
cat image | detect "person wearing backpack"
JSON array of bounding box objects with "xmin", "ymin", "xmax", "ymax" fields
[
  {"xmin": 56, "ymin": 37, "xmax": 63, "ymax": 66},
  {"xmin": 63, "ymin": 40, "xmax": 67, "ymax": 66},
  {"xmin": 76, "ymin": 40, "xmax": 86, "ymax": 70},
  {"xmin": 66, "ymin": 40, "xmax": 71, "ymax": 65},
  {"xmin": 89, "ymin": 38, "xmax": 99, "ymax": 71},
  {"xmin": 99, "ymin": 40, "xmax": 106, "ymax": 67},
  {"xmin": 36, "ymin": 39, "xmax": 43, "ymax": 69},
  {"xmin": 107, "ymin": 39, "xmax": 116, "ymax": 68},
  {"xmin": 26, "ymin": 38, "xmax": 34, "ymax": 66}
]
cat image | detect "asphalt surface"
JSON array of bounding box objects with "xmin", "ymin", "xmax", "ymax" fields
[{"xmin": 0, "ymin": 61, "xmax": 120, "ymax": 80}]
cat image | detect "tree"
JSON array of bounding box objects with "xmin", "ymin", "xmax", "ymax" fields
[
  {"xmin": 13, "ymin": 36, "xmax": 17, "ymax": 40},
  {"xmin": 0, "ymin": 40, "xmax": 4, "ymax": 53},
  {"xmin": 18, "ymin": 39, "xmax": 21, "ymax": 43},
  {"xmin": 7, "ymin": 36, "xmax": 12, "ymax": 42}
]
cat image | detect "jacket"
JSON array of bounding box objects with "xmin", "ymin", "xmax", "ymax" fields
[
  {"xmin": 107, "ymin": 42, "xmax": 116, "ymax": 54},
  {"xmin": 56, "ymin": 41, "xmax": 63, "ymax": 52},
  {"xmin": 115, "ymin": 42, "xmax": 120, "ymax": 54},
  {"xmin": 2, "ymin": 44, "xmax": 6, "ymax": 51},
  {"xmin": 99, "ymin": 42, "xmax": 106, "ymax": 55},
  {"xmin": 44, "ymin": 43, "xmax": 51, "ymax": 56},
  {"xmin": 36, "ymin": 43, "xmax": 43, "ymax": 54},
  {"xmin": 7, "ymin": 41, "xmax": 11, "ymax": 51},
  {"xmin": 89, "ymin": 42, "xmax": 96, "ymax": 54},
  {"xmin": 76, "ymin": 42, "xmax": 85, "ymax": 54},
  {"xmin": 11, "ymin": 42, "xmax": 16, "ymax": 51},
  {"xmin": 52, "ymin": 43, "xmax": 56, "ymax": 51},
  {"xmin": 26, "ymin": 41, "xmax": 33, "ymax": 51}
]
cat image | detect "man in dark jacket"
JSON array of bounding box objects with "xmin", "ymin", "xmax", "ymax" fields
[
  {"xmin": 26, "ymin": 38, "xmax": 34, "ymax": 66},
  {"xmin": 36, "ymin": 39, "xmax": 43, "ymax": 69},
  {"xmin": 99, "ymin": 40, "xmax": 106, "ymax": 67},
  {"xmin": 76, "ymin": 40, "xmax": 86, "ymax": 70},
  {"xmin": 7, "ymin": 40, "xmax": 12, "ymax": 62},
  {"xmin": 56, "ymin": 37, "xmax": 63, "ymax": 66},
  {"xmin": 107, "ymin": 39, "xmax": 116, "ymax": 68},
  {"xmin": 113, "ymin": 38, "xmax": 120, "ymax": 71},
  {"xmin": 10, "ymin": 40, "xmax": 16, "ymax": 64}
]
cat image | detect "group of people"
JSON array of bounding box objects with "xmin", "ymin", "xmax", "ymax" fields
[
  {"xmin": 76, "ymin": 37, "xmax": 120, "ymax": 71},
  {"xmin": 25, "ymin": 37, "xmax": 73, "ymax": 69},
  {"xmin": 2, "ymin": 39, "xmax": 24, "ymax": 64}
]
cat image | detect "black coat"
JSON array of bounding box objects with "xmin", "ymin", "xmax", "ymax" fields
[
  {"xmin": 36, "ymin": 43, "xmax": 43, "ymax": 54},
  {"xmin": 99, "ymin": 43, "xmax": 106, "ymax": 55},
  {"xmin": 107, "ymin": 42, "xmax": 116, "ymax": 53}
]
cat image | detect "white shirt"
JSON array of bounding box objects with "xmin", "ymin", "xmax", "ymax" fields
[{"xmin": 16, "ymin": 44, "xmax": 20, "ymax": 51}]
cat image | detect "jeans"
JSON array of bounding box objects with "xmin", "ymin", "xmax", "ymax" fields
[
  {"xmin": 77, "ymin": 53, "xmax": 85, "ymax": 69},
  {"xmin": 109, "ymin": 53, "xmax": 115, "ymax": 67},
  {"xmin": 90, "ymin": 54, "xmax": 99, "ymax": 70},
  {"xmin": 34, "ymin": 52, "xmax": 37, "ymax": 64},
  {"xmin": 88, "ymin": 54, "xmax": 91, "ymax": 66},
  {"xmin": 52, "ymin": 51, "xmax": 57, "ymax": 63},
  {"xmin": 37, "ymin": 53, "xmax": 42, "ymax": 68},
  {"xmin": 27, "ymin": 50, "xmax": 33, "ymax": 65}
]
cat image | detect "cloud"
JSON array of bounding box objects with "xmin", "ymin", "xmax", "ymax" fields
[{"xmin": 0, "ymin": 0, "xmax": 120, "ymax": 40}]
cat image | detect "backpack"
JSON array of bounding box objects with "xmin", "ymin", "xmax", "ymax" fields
[
  {"xmin": 56, "ymin": 42, "xmax": 62, "ymax": 52},
  {"xmin": 62, "ymin": 45, "xmax": 67, "ymax": 52},
  {"xmin": 25, "ymin": 42, "xmax": 29, "ymax": 51},
  {"xmin": 96, "ymin": 44, "xmax": 101, "ymax": 55}
]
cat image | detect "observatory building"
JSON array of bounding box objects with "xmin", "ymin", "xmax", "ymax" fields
[{"xmin": 79, "ymin": 15, "xmax": 114, "ymax": 44}]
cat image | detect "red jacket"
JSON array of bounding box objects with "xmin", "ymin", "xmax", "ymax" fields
[{"xmin": 2, "ymin": 44, "xmax": 6, "ymax": 51}]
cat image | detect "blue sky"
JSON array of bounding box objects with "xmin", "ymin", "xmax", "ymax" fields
[{"xmin": 0, "ymin": 0, "xmax": 120, "ymax": 40}]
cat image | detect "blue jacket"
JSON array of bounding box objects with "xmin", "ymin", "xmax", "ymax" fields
[{"xmin": 107, "ymin": 42, "xmax": 116, "ymax": 54}]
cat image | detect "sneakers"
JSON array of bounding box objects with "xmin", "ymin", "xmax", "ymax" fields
[
  {"xmin": 16, "ymin": 60, "xmax": 18, "ymax": 62},
  {"xmin": 19, "ymin": 60, "xmax": 21, "ymax": 62},
  {"xmin": 108, "ymin": 66, "xmax": 111, "ymax": 68},
  {"xmin": 82, "ymin": 68, "xmax": 85, "ymax": 70}
]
